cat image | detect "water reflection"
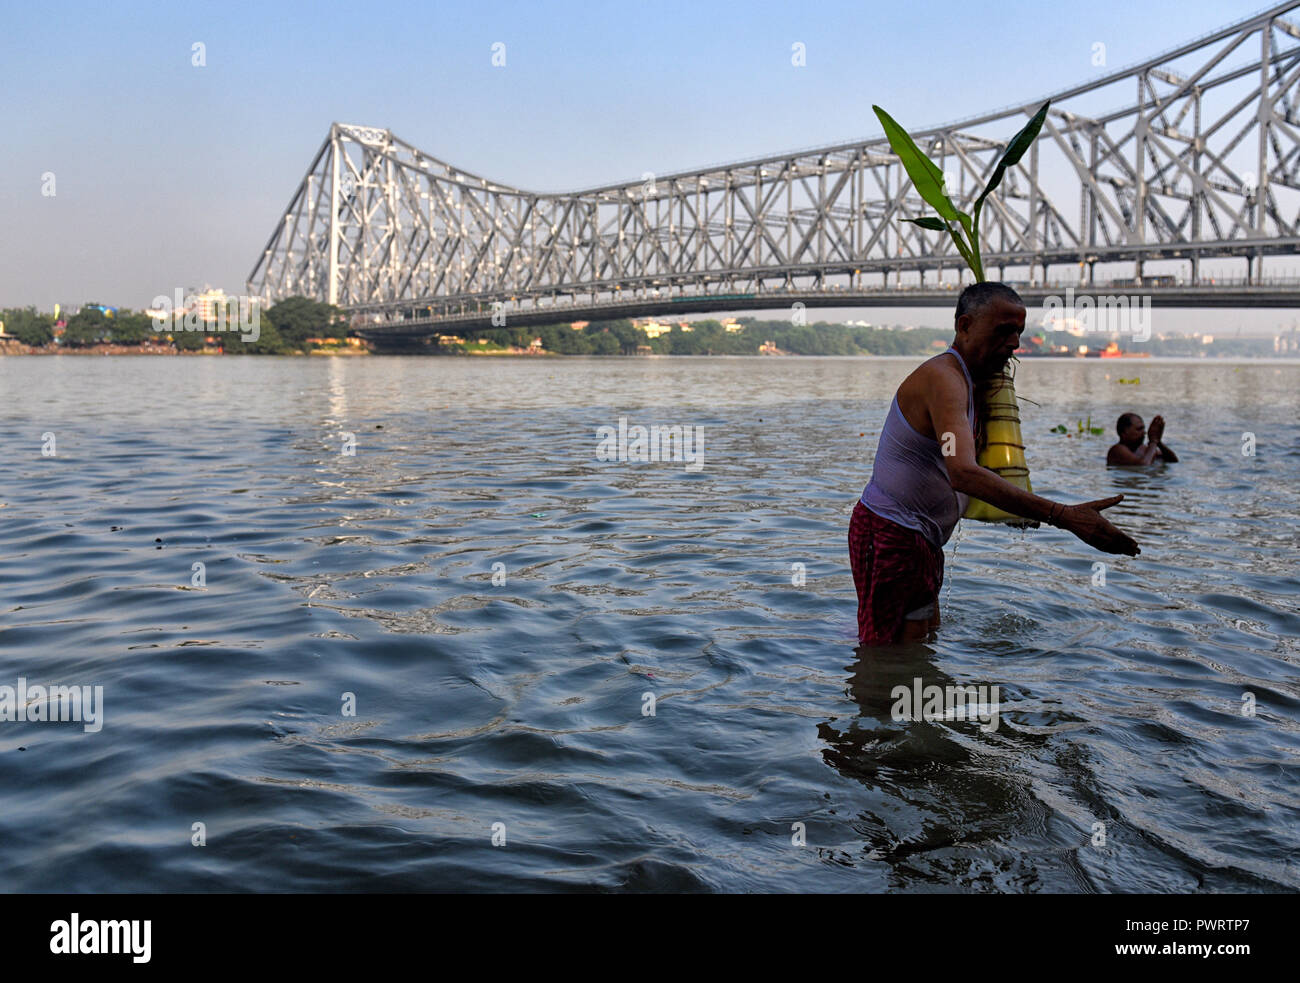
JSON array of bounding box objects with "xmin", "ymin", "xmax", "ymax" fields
[{"xmin": 818, "ymin": 643, "xmax": 1043, "ymax": 888}]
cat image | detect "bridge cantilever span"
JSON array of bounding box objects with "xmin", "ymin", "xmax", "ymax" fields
[{"xmin": 247, "ymin": 2, "xmax": 1300, "ymax": 336}]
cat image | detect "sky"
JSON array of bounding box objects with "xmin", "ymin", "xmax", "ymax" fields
[{"xmin": 3, "ymin": 0, "xmax": 1297, "ymax": 335}]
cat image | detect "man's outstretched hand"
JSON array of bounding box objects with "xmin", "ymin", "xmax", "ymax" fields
[{"xmin": 1060, "ymin": 494, "xmax": 1140, "ymax": 556}]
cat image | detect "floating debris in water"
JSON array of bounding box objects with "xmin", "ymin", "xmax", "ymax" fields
[{"xmin": 1051, "ymin": 417, "xmax": 1106, "ymax": 436}]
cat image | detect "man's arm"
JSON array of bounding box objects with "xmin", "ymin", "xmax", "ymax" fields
[
  {"xmin": 928, "ymin": 366, "xmax": 1140, "ymax": 555},
  {"xmin": 1108, "ymin": 442, "xmax": 1161, "ymax": 465}
]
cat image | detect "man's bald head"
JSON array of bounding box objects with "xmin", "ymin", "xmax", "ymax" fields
[
  {"xmin": 955, "ymin": 282, "xmax": 1025, "ymax": 325},
  {"xmin": 952, "ymin": 282, "xmax": 1026, "ymax": 378}
]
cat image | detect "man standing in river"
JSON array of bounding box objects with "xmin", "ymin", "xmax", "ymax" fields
[{"xmin": 849, "ymin": 282, "xmax": 1141, "ymax": 645}]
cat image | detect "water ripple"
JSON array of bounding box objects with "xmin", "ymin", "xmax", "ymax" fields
[{"xmin": 1, "ymin": 356, "xmax": 1297, "ymax": 892}]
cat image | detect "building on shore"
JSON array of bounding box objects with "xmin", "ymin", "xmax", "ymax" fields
[
  {"xmin": 631, "ymin": 318, "xmax": 672, "ymax": 339},
  {"xmin": 188, "ymin": 287, "xmax": 228, "ymax": 321},
  {"xmin": 0, "ymin": 320, "xmax": 24, "ymax": 352}
]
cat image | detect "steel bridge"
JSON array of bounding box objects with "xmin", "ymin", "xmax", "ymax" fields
[{"xmin": 248, "ymin": 2, "xmax": 1300, "ymax": 340}]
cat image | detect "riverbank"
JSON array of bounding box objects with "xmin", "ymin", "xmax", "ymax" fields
[
  {"xmin": 0, "ymin": 341, "xmax": 365, "ymax": 356},
  {"xmin": 0, "ymin": 341, "xmax": 219, "ymax": 355},
  {"xmin": 5, "ymin": 346, "xmax": 1297, "ymax": 360}
]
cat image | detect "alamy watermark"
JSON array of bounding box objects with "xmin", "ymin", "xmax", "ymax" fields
[
  {"xmin": 50, "ymin": 913, "xmax": 150, "ymax": 963},
  {"xmin": 596, "ymin": 416, "xmax": 705, "ymax": 471},
  {"xmin": 0, "ymin": 677, "xmax": 103, "ymax": 732},
  {"xmin": 891, "ymin": 676, "xmax": 1000, "ymax": 733},
  {"xmin": 1042, "ymin": 286, "xmax": 1151, "ymax": 342},
  {"xmin": 150, "ymin": 287, "xmax": 260, "ymax": 342}
]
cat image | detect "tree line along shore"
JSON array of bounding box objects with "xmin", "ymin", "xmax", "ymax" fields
[{"xmin": 0, "ymin": 297, "xmax": 1284, "ymax": 357}]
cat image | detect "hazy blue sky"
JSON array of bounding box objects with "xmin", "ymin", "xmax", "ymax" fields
[{"xmin": 3, "ymin": 0, "xmax": 1295, "ymax": 334}]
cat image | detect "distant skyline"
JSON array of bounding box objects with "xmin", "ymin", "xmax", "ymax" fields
[
  {"xmin": 690, "ymin": 307, "xmax": 1300, "ymax": 339},
  {"xmin": 4, "ymin": 0, "xmax": 1298, "ymax": 336}
]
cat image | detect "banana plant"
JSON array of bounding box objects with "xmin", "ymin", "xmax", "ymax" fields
[{"xmin": 873, "ymin": 101, "xmax": 1050, "ymax": 283}]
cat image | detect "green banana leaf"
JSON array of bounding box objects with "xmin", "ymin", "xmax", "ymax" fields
[
  {"xmin": 873, "ymin": 105, "xmax": 958, "ymax": 222},
  {"xmin": 973, "ymin": 101, "xmax": 1050, "ymax": 213},
  {"xmin": 878, "ymin": 100, "xmax": 1050, "ymax": 284}
]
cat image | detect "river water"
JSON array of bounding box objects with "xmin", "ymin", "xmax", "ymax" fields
[{"xmin": 1, "ymin": 354, "xmax": 1297, "ymax": 892}]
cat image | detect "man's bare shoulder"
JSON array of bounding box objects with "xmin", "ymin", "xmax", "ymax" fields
[
  {"xmin": 901, "ymin": 352, "xmax": 966, "ymax": 399},
  {"xmin": 1107, "ymin": 442, "xmax": 1143, "ymax": 465},
  {"xmin": 897, "ymin": 353, "xmax": 969, "ymax": 438}
]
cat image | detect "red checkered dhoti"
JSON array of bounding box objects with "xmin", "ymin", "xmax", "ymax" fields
[{"xmin": 847, "ymin": 500, "xmax": 944, "ymax": 645}]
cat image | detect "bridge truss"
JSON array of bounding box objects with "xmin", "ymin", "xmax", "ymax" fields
[{"xmin": 247, "ymin": 2, "xmax": 1300, "ymax": 329}]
